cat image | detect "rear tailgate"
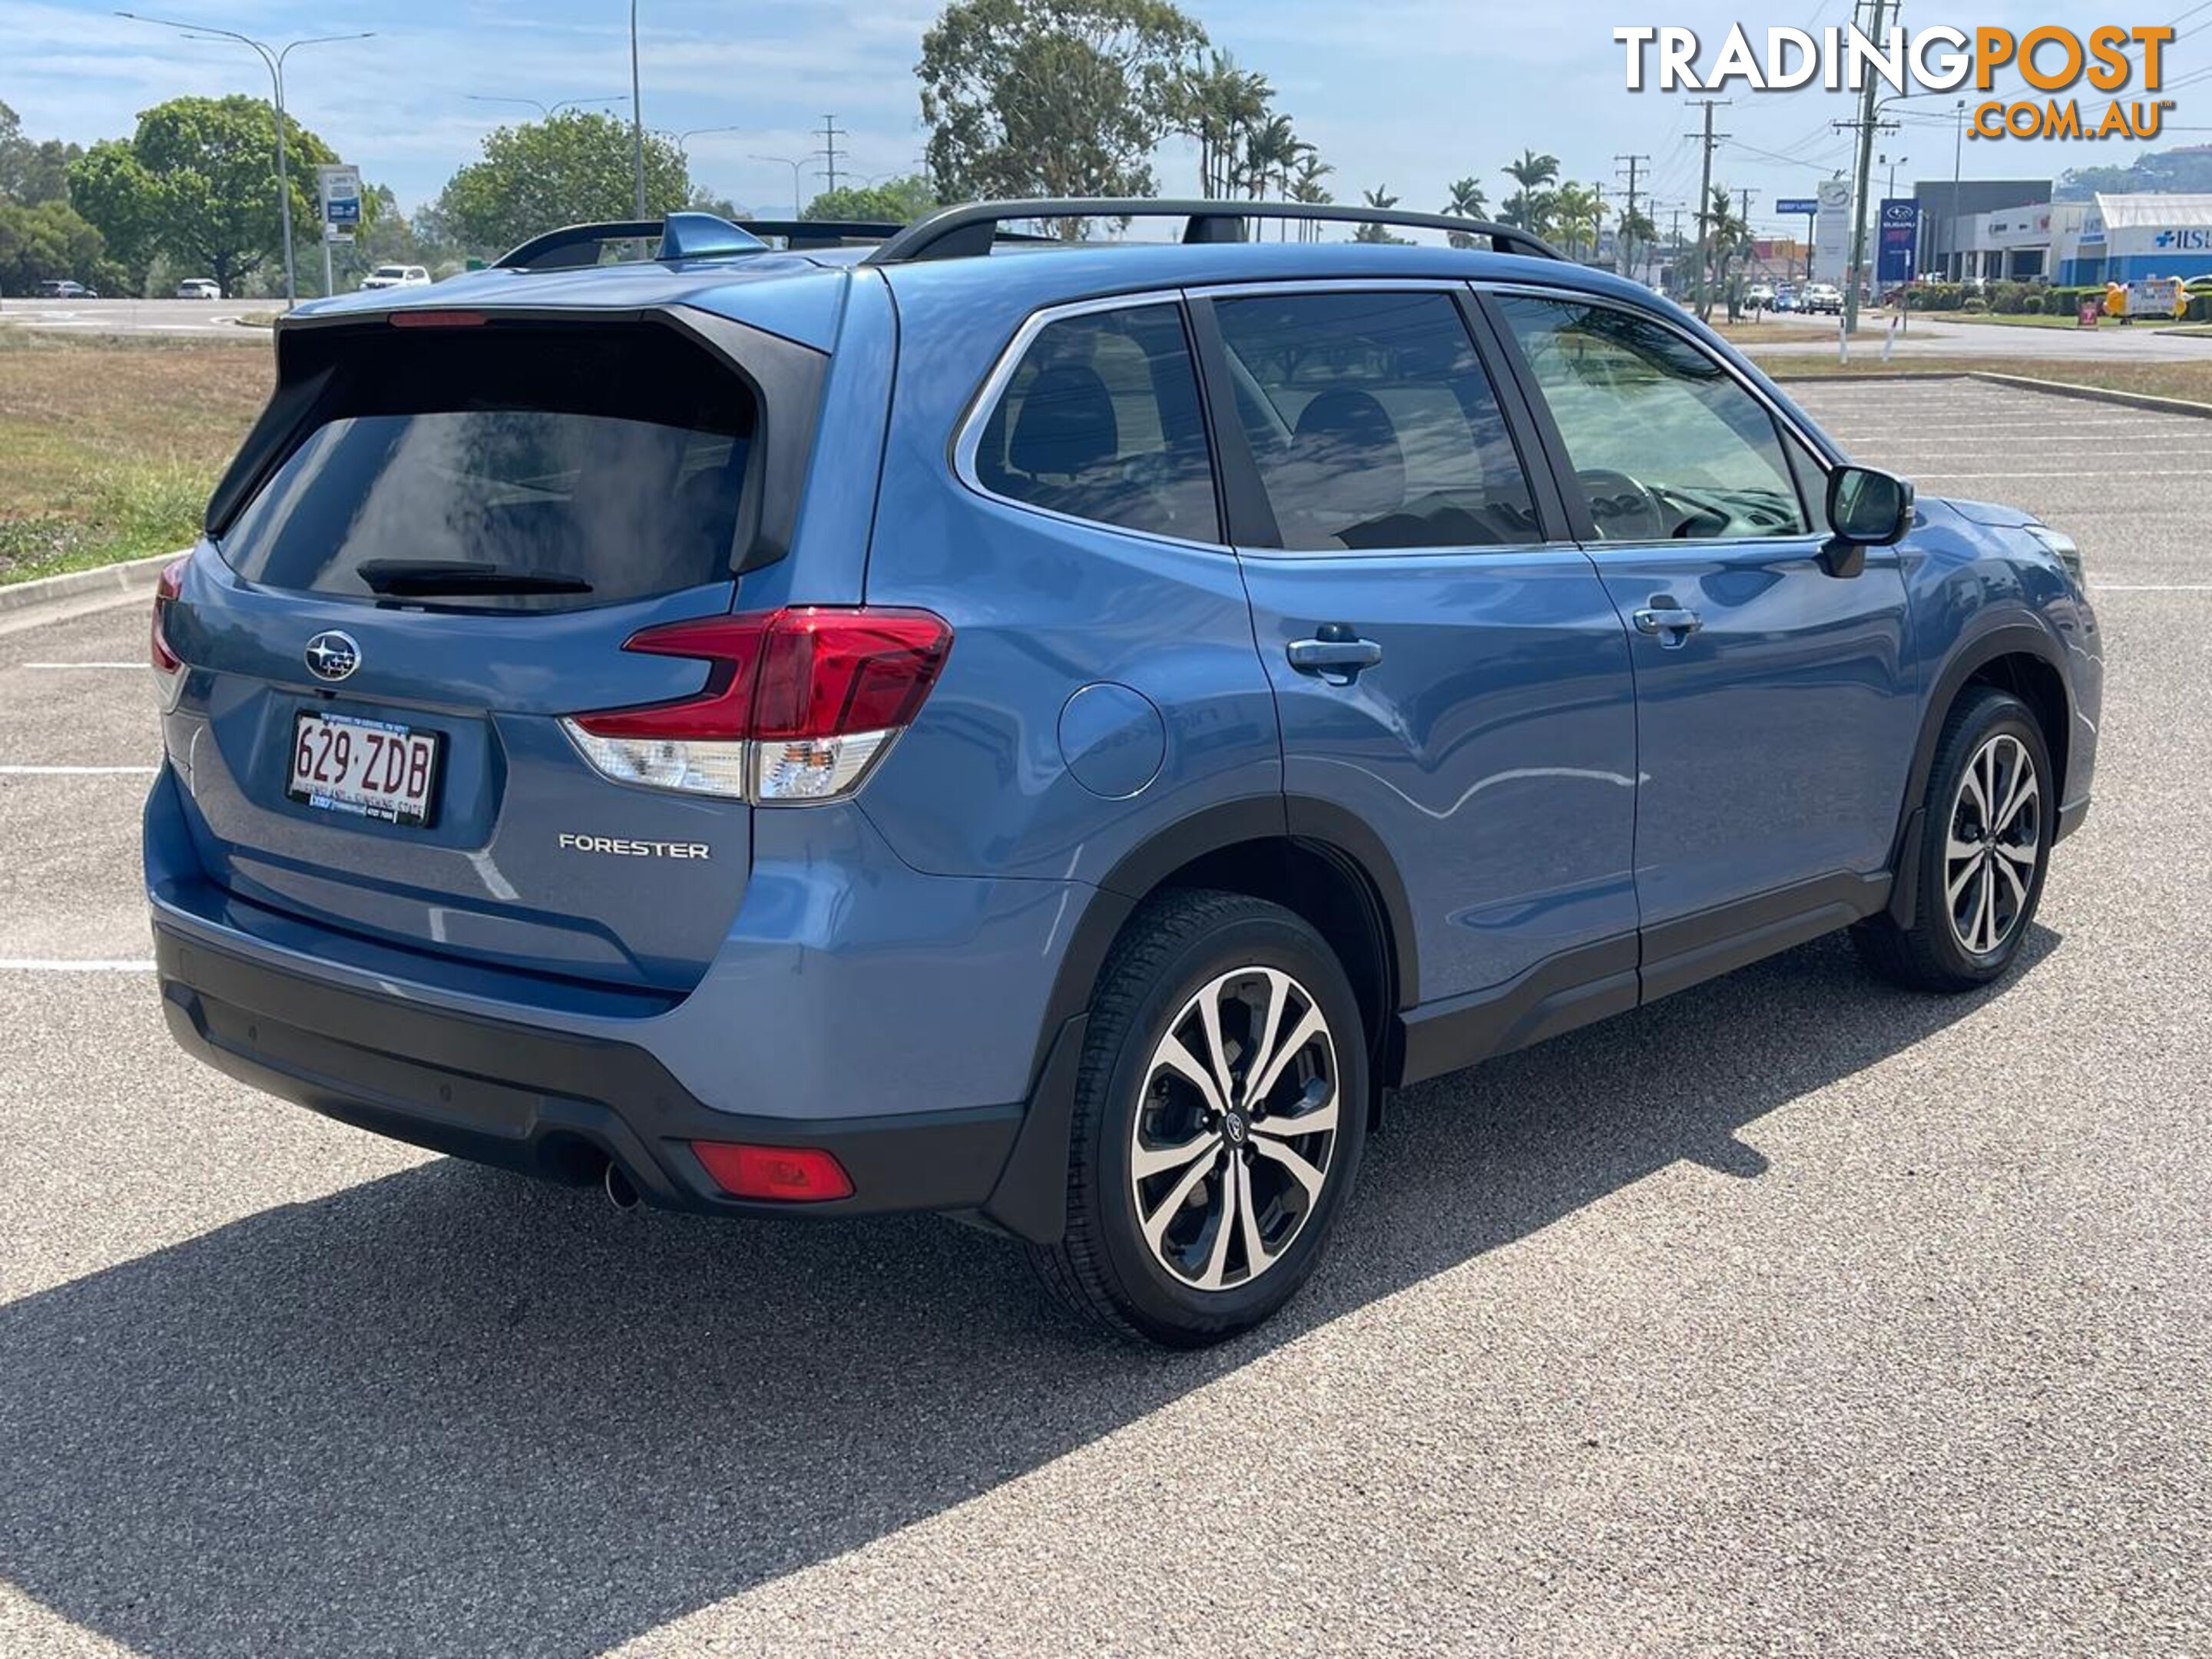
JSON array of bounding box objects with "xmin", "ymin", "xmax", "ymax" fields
[{"xmin": 163, "ymin": 308, "xmax": 828, "ymax": 992}]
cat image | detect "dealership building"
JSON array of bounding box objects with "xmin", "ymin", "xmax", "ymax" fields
[{"xmin": 1912, "ymin": 176, "xmax": 2212, "ymax": 286}]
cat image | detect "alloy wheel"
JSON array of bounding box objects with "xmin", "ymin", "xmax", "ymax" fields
[
  {"xmin": 1128, "ymin": 965, "xmax": 1340, "ymax": 1292},
  {"xmin": 1945, "ymin": 731, "xmax": 2041, "ymax": 956}
]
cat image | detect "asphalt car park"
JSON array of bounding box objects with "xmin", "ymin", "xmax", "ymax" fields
[{"xmin": 0, "ymin": 376, "xmax": 2206, "ymax": 1655}]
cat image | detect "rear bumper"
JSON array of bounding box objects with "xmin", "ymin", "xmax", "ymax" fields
[{"xmin": 154, "ymin": 923, "xmax": 1031, "ymax": 1224}]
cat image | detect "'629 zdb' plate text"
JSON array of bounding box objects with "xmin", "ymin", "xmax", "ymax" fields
[{"xmin": 286, "ymin": 710, "xmax": 441, "ymax": 827}]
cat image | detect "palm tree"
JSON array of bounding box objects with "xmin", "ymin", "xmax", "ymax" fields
[
  {"xmin": 1616, "ymin": 205, "xmax": 1657, "ymax": 277},
  {"xmin": 1242, "ymin": 114, "xmax": 1300, "ymax": 202},
  {"xmin": 1174, "ymin": 51, "xmax": 1273, "ymax": 199},
  {"xmin": 1442, "ymin": 176, "xmax": 1488, "ymax": 248},
  {"xmin": 1498, "ymin": 148, "xmax": 1561, "ymax": 239},
  {"xmin": 1551, "ymin": 181, "xmax": 1607, "ymax": 261},
  {"xmin": 1699, "ymin": 184, "xmax": 1752, "ymax": 320},
  {"xmin": 1354, "ymin": 184, "xmax": 1409, "ymax": 245},
  {"xmin": 1288, "ymin": 151, "xmax": 1334, "ymax": 242}
]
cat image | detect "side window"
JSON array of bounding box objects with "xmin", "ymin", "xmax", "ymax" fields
[
  {"xmin": 1210, "ymin": 291, "xmax": 1541, "ymax": 551},
  {"xmin": 1496, "ymin": 295, "xmax": 1812, "ymax": 541},
  {"xmin": 972, "ymin": 303, "xmax": 1218, "ymax": 541}
]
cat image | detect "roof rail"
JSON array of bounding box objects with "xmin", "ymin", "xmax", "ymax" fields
[
  {"xmin": 863, "ymin": 200, "xmax": 1570, "ymax": 264},
  {"xmin": 495, "ymin": 210, "xmax": 922, "ymax": 272}
]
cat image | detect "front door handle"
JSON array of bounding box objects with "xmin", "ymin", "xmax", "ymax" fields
[
  {"xmin": 1632, "ymin": 603, "xmax": 1704, "ymax": 644},
  {"xmin": 1286, "ymin": 624, "xmax": 1383, "ymax": 684}
]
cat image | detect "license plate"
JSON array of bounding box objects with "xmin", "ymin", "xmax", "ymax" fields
[{"xmin": 286, "ymin": 711, "xmax": 441, "ymax": 826}]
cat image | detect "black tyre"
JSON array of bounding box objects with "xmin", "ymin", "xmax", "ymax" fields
[
  {"xmin": 1028, "ymin": 889, "xmax": 1367, "ymax": 1347},
  {"xmin": 1853, "ymin": 687, "xmax": 2052, "ymax": 992}
]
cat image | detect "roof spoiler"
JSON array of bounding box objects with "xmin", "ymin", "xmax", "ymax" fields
[{"xmin": 494, "ymin": 211, "xmax": 920, "ymax": 272}]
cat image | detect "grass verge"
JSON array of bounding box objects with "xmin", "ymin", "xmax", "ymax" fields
[
  {"xmin": 0, "ymin": 331, "xmax": 271, "ymax": 584},
  {"xmin": 1754, "ymin": 354, "xmax": 2212, "ymax": 406}
]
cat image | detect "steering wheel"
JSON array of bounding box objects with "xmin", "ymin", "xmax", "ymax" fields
[{"xmin": 1574, "ymin": 469, "xmax": 1667, "ymax": 541}]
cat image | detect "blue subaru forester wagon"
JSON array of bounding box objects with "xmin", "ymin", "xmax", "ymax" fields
[{"xmin": 146, "ymin": 200, "xmax": 2101, "ymax": 1346}]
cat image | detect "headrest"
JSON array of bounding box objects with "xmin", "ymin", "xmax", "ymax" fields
[
  {"xmin": 1286, "ymin": 389, "xmax": 1404, "ymax": 528},
  {"xmin": 1009, "ymin": 364, "xmax": 1118, "ymax": 477}
]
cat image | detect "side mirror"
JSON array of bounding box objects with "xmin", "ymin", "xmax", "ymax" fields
[{"xmin": 1820, "ymin": 465, "xmax": 1915, "ymax": 578}]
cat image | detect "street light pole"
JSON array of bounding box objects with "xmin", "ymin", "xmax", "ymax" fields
[
  {"xmin": 115, "ymin": 13, "xmax": 372, "ymax": 306},
  {"xmin": 629, "ymin": 0, "xmax": 647, "ymax": 217},
  {"xmin": 1950, "ymin": 98, "xmax": 1966, "ymax": 283},
  {"xmin": 752, "ymin": 154, "xmax": 814, "ymax": 220},
  {"xmin": 467, "ymin": 94, "xmax": 630, "ymax": 120}
]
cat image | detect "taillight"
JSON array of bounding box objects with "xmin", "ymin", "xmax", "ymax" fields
[
  {"xmin": 150, "ymin": 555, "xmax": 189, "ymax": 708},
  {"xmin": 691, "ymin": 1140, "xmax": 853, "ymax": 1201},
  {"xmin": 561, "ymin": 606, "xmax": 951, "ymax": 803}
]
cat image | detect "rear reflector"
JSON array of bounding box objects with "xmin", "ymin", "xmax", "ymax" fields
[
  {"xmin": 562, "ymin": 606, "xmax": 950, "ymax": 803},
  {"xmin": 691, "ymin": 1141, "xmax": 854, "ymax": 1202}
]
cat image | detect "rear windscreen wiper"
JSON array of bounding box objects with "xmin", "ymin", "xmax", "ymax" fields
[{"xmin": 356, "ymin": 559, "xmax": 594, "ymax": 597}]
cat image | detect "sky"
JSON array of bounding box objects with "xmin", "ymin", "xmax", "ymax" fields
[{"xmin": 4, "ymin": 0, "xmax": 2208, "ymax": 232}]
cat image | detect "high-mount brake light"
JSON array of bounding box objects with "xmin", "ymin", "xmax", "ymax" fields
[
  {"xmin": 561, "ymin": 607, "xmax": 952, "ymax": 803},
  {"xmin": 388, "ymin": 310, "xmax": 489, "ymax": 329},
  {"xmin": 150, "ymin": 555, "xmax": 189, "ymax": 709}
]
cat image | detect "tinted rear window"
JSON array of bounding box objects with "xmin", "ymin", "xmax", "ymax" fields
[{"xmin": 218, "ymin": 325, "xmax": 754, "ymax": 611}]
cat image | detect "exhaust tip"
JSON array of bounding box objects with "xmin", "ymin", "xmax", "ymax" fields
[{"xmin": 603, "ymin": 1160, "xmax": 641, "ymax": 1211}]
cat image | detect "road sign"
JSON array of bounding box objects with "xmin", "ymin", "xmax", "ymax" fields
[
  {"xmin": 316, "ymin": 163, "xmax": 362, "ymax": 243},
  {"xmin": 1776, "ymin": 197, "xmax": 1818, "ymax": 217},
  {"xmin": 1876, "ymin": 198, "xmax": 1919, "ymax": 286},
  {"xmin": 1813, "ymin": 178, "xmax": 1850, "ymax": 282}
]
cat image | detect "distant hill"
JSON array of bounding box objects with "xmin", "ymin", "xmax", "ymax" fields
[{"xmin": 2055, "ymin": 145, "xmax": 2212, "ymax": 200}]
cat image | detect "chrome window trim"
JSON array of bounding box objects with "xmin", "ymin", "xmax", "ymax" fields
[{"xmin": 949, "ymin": 287, "xmax": 1231, "ymax": 554}]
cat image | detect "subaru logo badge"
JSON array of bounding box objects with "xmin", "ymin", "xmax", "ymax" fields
[{"xmin": 304, "ymin": 631, "xmax": 360, "ymax": 683}]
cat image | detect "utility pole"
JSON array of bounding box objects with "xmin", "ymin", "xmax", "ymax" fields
[
  {"xmin": 817, "ymin": 114, "xmax": 846, "ymax": 197},
  {"xmin": 1614, "ymin": 152, "xmax": 1649, "ymax": 276},
  {"xmin": 1949, "ymin": 98, "xmax": 1966, "ymax": 282},
  {"xmin": 1835, "ymin": 0, "xmax": 1897, "ymax": 335},
  {"xmin": 1687, "ymin": 98, "xmax": 1730, "ymax": 317},
  {"xmin": 1668, "ymin": 203, "xmax": 1684, "ymax": 295}
]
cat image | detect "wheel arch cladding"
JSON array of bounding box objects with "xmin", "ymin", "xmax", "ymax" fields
[{"xmin": 1031, "ymin": 797, "xmax": 1416, "ymax": 1111}]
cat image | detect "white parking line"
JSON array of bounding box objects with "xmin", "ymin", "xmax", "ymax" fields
[
  {"xmin": 0, "ymin": 765, "xmax": 159, "ymax": 776},
  {"xmin": 21, "ymin": 662, "xmax": 144, "ymax": 671},
  {"xmin": 0, "ymin": 959, "xmax": 154, "ymax": 972},
  {"xmin": 1911, "ymin": 470, "xmax": 2212, "ymax": 479},
  {"xmin": 2094, "ymin": 584, "xmax": 2212, "ymax": 591}
]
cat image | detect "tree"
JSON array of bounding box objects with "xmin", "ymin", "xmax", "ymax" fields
[
  {"xmin": 68, "ymin": 96, "xmax": 342, "ymax": 296},
  {"xmin": 433, "ymin": 111, "xmax": 688, "ymax": 257},
  {"xmin": 1442, "ymin": 176, "xmax": 1489, "ymax": 247},
  {"xmin": 1498, "ymin": 147, "xmax": 1560, "ymax": 240},
  {"xmin": 1173, "ymin": 48, "xmax": 1270, "ymax": 198},
  {"xmin": 1700, "ymin": 184, "xmax": 1751, "ymax": 320},
  {"xmin": 1285, "ymin": 150, "xmax": 1333, "ymax": 242},
  {"xmin": 919, "ymin": 0, "xmax": 1207, "ymax": 237},
  {"xmin": 0, "ymin": 101, "xmax": 81, "ymax": 205},
  {"xmin": 1615, "ymin": 205, "xmax": 1656, "ymax": 276},
  {"xmin": 802, "ymin": 174, "xmax": 939, "ymax": 224},
  {"xmin": 1551, "ymin": 180, "xmax": 1606, "ymax": 260},
  {"xmin": 1353, "ymin": 184, "xmax": 1409, "ymax": 245},
  {"xmin": 0, "ymin": 199, "xmax": 113, "ymax": 293}
]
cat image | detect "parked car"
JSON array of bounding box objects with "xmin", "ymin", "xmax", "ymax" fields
[
  {"xmin": 1801, "ymin": 281, "xmax": 1844, "ymax": 314},
  {"xmin": 356, "ymin": 264, "xmax": 432, "ymax": 290},
  {"xmin": 1770, "ymin": 286, "xmax": 1800, "ymax": 313},
  {"xmin": 144, "ymin": 202, "xmax": 2101, "ymax": 1346},
  {"xmin": 176, "ymin": 278, "xmax": 221, "ymax": 300},
  {"xmin": 35, "ymin": 279, "xmax": 98, "ymax": 300},
  {"xmin": 1745, "ymin": 280, "xmax": 1777, "ymax": 310}
]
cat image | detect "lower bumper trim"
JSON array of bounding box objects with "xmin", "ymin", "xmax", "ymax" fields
[{"xmin": 154, "ymin": 923, "xmax": 1024, "ymax": 1221}]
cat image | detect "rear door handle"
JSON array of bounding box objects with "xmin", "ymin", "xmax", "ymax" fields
[
  {"xmin": 1632, "ymin": 604, "xmax": 1703, "ymax": 642},
  {"xmin": 1286, "ymin": 626, "xmax": 1383, "ymax": 684}
]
